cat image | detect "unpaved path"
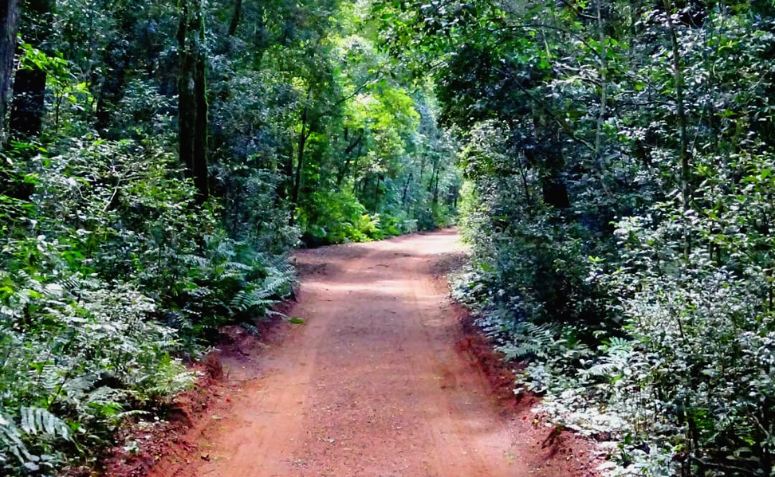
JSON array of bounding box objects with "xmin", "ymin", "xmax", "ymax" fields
[{"xmin": 148, "ymin": 230, "xmax": 593, "ymax": 477}]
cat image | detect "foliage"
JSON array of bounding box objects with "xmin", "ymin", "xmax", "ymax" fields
[
  {"xmin": 406, "ymin": 0, "xmax": 775, "ymax": 475},
  {"xmin": 0, "ymin": 135, "xmax": 297, "ymax": 474},
  {"xmin": 0, "ymin": 0, "xmax": 460, "ymax": 474}
]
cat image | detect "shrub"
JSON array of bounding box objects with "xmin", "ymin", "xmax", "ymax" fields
[{"xmin": 0, "ymin": 137, "xmax": 295, "ymax": 474}]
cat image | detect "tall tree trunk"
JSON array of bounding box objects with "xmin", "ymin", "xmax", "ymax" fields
[
  {"xmin": 433, "ymin": 170, "xmax": 440, "ymax": 205},
  {"xmin": 337, "ymin": 128, "xmax": 363, "ymax": 187},
  {"xmin": 349, "ymin": 140, "xmax": 363, "ymax": 193},
  {"xmin": 428, "ymin": 158, "xmax": 438, "ymax": 192},
  {"xmin": 532, "ymin": 115, "xmax": 570, "ymax": 210},
  {"xmin": 280, "ymin": 140, "xmax": 294, "ymax": 199},
  {"xmin": 664, "ymin": 0, "xmax": 691, "ymax": 259},
  {"xmin": 9, "ymin": 0, "xmax": 53, "ymax": 141},
  {"xmin": 9, "ymin": 67, "xmax": 46, "ymax": 139},
  {"xmin": 0, "ymin": 0, "xmax": 20, "ymax": 142},
  {"xmin": 402, "ymin": 172, "xmax": 413, "ymax": 206},
  {"xmin": 177, "ymin": 0, "xmax": 208, "ymax": 202},
  {"xmin": 9, "ymin": 0, "xmax": 53, "ymax": 140},
  {"xmin": 372, "ymin": 174, "xmax": 381, "ymax": 209},
  {"xmin": 178, "ymin": 0, "xmax": 196, "ymax": 182},
  {"xmin": 228, "ymin": 0, "xmax": 242, "ymax": 36},
  {"xmin": 290, "ymin": 89, "xmax": 313, "ymax": 223},
  {"xmin": 95, "ymin": 39, "xmax": 128, "ymax": 137},
  {"xmin": 193, "ymin": 45, "xmax": 209, "ymax": 201},
  {"xmin": 292, "ymin": 112, "xmax": 309, "ymax": 208},
  {"xmin": 593, "ymin": 0, "xmax": 608, "ymax": 175}
]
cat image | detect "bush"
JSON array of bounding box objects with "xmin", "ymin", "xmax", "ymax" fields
[{"xmin": 0, "ymin": 137, "xmax": 295, "ymax": 474}]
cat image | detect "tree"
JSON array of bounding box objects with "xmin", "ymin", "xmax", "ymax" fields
[
  {"xmin": 177, "ymin": 0, "xmax": 208, "ymax": 201},
  {"xmin": 0, "ymin": 0, "xmax": 20, "ymax": 141},
  {"xmin": 9, "ymin": 0, "xmax": 53, "ymax": 140}
]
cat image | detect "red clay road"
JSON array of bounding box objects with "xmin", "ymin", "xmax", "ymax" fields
[{"xmin": 148, "ymin": 229, "xmax": 594, "ymax": 477}]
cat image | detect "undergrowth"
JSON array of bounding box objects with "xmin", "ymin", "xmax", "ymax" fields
[{"xmin": 0, "ymin": 138, "xmax": 295, "ymax": 475}]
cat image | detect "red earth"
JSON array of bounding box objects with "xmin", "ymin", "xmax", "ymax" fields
[{"xmin": 114, "ymin": 229, "xmax": 601, "ymax": 477}]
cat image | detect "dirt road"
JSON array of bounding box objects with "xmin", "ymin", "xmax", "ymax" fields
[{"xmin": 148, "ymin": 229, "xmax": 593, "ymax": 477}]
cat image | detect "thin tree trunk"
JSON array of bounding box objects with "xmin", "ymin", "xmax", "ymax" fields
[
  {"xmin": 279, "ymin": 141, "xmax": 294, "ymax": 199},
  {"xmin": 337, "ymin": 128, "xmax": 363, "ymax": 187},
  {"xmin": 349, "ymin": 140, "xmax": 363, "ymax": 193},
  {"xmin": 228, "ymin": 0, "xmax": 242, "ymax": 36},
  {"xmin": 291, "ymin": 92, "xmax": 312, "ymax": 223},
  {"xmin": 664, "ymin": 0, "xmax": 691, "ymax": 258},
  {"xmin": 95, "ymin": 39, "xmax": 128, "ymax": 136},
  {"xmin": 292, "ymin": 127, "xmax": 310, "ymax": 207},
  {"xmin": 178, "ymin": 0, "xmax": 196, "ymax": 185},
  {"xmin": 402, "ymin": 173, "xmax": 413, "ymax": 207},
  {"xmin": 193, "ymin": 0, "xmax": 209, "ymax": 200},
  {"xmin": 0, "ymin": 0, "xmax": 20, "ymax": 142},
  {"xmin": 517, "ymin": 153, "xmax": 532, "ymax": 211},
  {"xmin": 594, "ymin": 0, "xmax": 608, "ymax": 171},
  {"xmin": 193, "ymin": 50, "xmax": 209, "ymax": 201},
  {"xmin": 428, "ymin": 158, "xmax": 438, "ymax": 192},
  {"xmin": 540, "ymin": 128, "xmax": 571, "ymax": 209},
  {"xmin": 372, "ymin": 174, "xmax": 380, "ymax": 208},
  {"xmin": 433, "ymin": 171, "xmax": 440, "ymax": 204}
]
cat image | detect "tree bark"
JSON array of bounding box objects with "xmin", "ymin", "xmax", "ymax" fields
[
  {"xmin": 9, "ymin": 66, "xmax": 46, "ymax": 139},
  {"xmin": 228, "ymin": 0, "xmax": 242, "ymax": 36},
  {"xmin": 193, "ymin": 42, "xmax": 209, "ymax": 201},
  {"xmin": 402, "ymin": 172, "xmax": 413, "ymax": 206},
  {"xmin": 594, "ymin": 0, "xmax": 608, "ymax": 172},
  {"xmin": 178, "ymin": 0, "xmax": 196, "ymax": 179},
  {"xmin": 0, "ymin": 0, "xmax": 20, "ymax": 141},
  {"xmin": 290, "ymin": 88, "xmax": 313, "ymax": 223},
  {"xmin": 664, "ymin": 0, "xmax": 691, "ymax": 258},
  {"xmin": 292, "ymin": 108, "xmax": 309, "ymax": 208},
  {"xmin": 337, "ymin": 128, "xmax": 363, "ymax": 187},
  {"xmin": 9, "ymin": 0, "xmax": 54, "ymax": 140},
  {"xmin": 95, "ymin": 40, "xmax": 128, "ymax": 137},
  {"xmin": 177, "ymin": 0, "xmax": 208, "ymax": 202},
  {"xmin": 433, "ymin": 170, "xmax": 440, "ymax": 205}
]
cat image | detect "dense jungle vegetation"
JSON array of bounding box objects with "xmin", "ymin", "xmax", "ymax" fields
[
  {"xmin": 390, "ymin": 0, "xmax": 775, "ymax": 476},
  {"xmin": 1, "ymin": 0, "xmax": 774, "ymax": 476},
  {"xmin": 0, "ymin": 0, "xmax": 458, "ymax": 474}
]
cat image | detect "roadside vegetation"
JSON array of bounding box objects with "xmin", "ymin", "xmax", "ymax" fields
[
  {"xmin": 377, "ymin": 0, "xmax": 775, "ymax": 475},
  {"xmin": 0, "ymin": 0, "xmax": 457, "ymax": 474}
]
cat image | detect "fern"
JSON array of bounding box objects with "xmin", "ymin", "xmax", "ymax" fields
[
  {"xmin": 0, "ymin": 414, "xmax": 32, "ymax": 465},
  {"xmin": 229, "ymin": 290, "xmax": 275, "ymax": 314},
  {"xmin": 19, "ymin": 407, "xmax": 71, "ymax": 441},
  {"xmin": 240, "ymin": 322, "xmax": 260, "ymax": 336},
  {"xmin": 495, "ymin": 321, "xmax": 558, "ymax": 361},
  {"xmin": 223, "ymin": 261, "xmax": 253, "ymax": 273},
  {"xmin": 179, "ymin": 254, "xmax": 209, "ymax": 269}
]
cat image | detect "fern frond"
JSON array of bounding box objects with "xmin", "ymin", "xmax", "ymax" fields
[
  {"xmin": 230, "ymin": 290, "xmax": 275, "ymax": 313},
  {"xmin": 19, "ymin": 407, "xmax": 70, "ymax": 441},
  {"xmin": 179, "ymin": 254, "xmax": 209, "ymax": 269},
  {"xmin": 240, "ymin": 322, "xmax": 260, "ymax": 336},
  {"xmin": 0, "ymin": 414, "xmax": 32, "ymax": 464},
  {"xmin": 189, "ymin": 287, "xmax": 214, "ymax": 299}
]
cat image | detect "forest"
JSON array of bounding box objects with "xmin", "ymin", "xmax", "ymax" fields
[{"xmin": 0, "ymin": 0, "xmax": 773, "ymax": 476}]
